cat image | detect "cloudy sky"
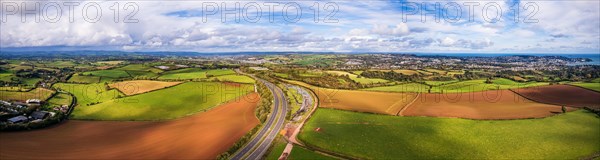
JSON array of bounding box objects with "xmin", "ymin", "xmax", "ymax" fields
[{"xmin": 1, "ymin": 0, "xmax": 599, "ymax": 53}]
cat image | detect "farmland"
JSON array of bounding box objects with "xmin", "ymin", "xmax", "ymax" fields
[
  {"xmin": 361, "ymin": 83, "xmax": 429, "ymax": 93},
  {"xmin": 299, "ymin": 108, "xmax": 600, "ymax": 159},
  {"xmin": 402, "ymin": 90, "xmax": 570, "ymax": 119},
  {"xmin": 288, "ymin": 80, "xmax": 417, "ymax": 115},
  {"xmin": 54, "ymin": 83, "xmax": 122, "ymax": 106},
  {"xmin": 512, "ymin": 84, "xmax": 600, "ymax": 109},
  {"xmin": 158, "ymin": 68, "xmax": 207, "ymax": 80},
  {"xmin": 0, "ymin": 88, "xmax": 55, "ymax": 101},
  {"xmin": 0, "ymin": 93, "xmax": 260, "ymax": 159},
  {"xmin": 209, "ymin": 75, "xmax": 256, "ymax": 84},
  {"xmin": 570, "ymin": 82, "xmax": 600, "ymax": 92},
  {"xmin": 325, "ymin": 71, "xmax": 389, "ymax": 84},
  {"xmin": 70, "ymin": 82, "xmax": 254, "ymax": 120},
  {"xmin": 109, "ymin": 80, "xmax": 181, "ymax": 96},
  {"xmin": 68, "ymin": 74, "xmax": 100, "ymax": 83},
  {"xmin": 82, "ymin": 69, "xmax": 130, "ymax": 78}
]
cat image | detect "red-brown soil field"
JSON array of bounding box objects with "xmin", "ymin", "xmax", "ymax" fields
[
  {"xmin": 0, "ymin": 93, "xmax": 260, "ymax": 160},
  {"xmin": 511, "ymin": 85, "xmax": 600, "ymax": 109},
  {"xmin": 402, "ymin": 90, "xmax": 573, "ymax": 119}
]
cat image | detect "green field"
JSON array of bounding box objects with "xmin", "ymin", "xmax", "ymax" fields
[
  {"xmin": 158, "ymin": 68, "xmax": 207, "ymax": 80},
  {"xmin": 360, "ymin": 83, "xmax": 429, "ymax": 93},
  {"xmin": 326, "ymin": 71, "xmax": 389, "ymax": 84},
  {"xmin": 299, "ymin": 108, "xmax": 600, "ymax": 159},
  {"xmin": 265, "ymin": 138, "xmax": 288, "ymax": 160},
  {"xmin": 82, "ymin": 70, "xmax": 130, "ymax": 78},
  {"xmin": 0, "ymin": 88, "xmax": 55, "ymax": 101},
  {"xmin": 431, "ymin": 79, "xmax": 548, "ymax": 93},
  {"xmin": 209, "ymin": 75, "xmax": 255, "ymax": 84},
  {"xmin": 68, "ymin": 75, "xmax": 100, "ymax": 83},
  {"xmin": 47, "ymin": 93, "xmax": 73, "ymax": 106},
  {"xmin": 53, "ymin": 83, "xmax": 122, "ymax": 106},
  {"xmin": 424, "ymin": 80, "xmax": 459, "ymax": 86},
  {"xmin": 69, "ymin": 82, "xmax": 253, "ymax": 120},
  {"xmin": 570, "ymin": 82, "xmax": 600, "ymax": 92},
  {"xmin": 116, "ymin": 64, "xmax": 163, "ymax": 73},
  {"xmin": 288, "ymin": 146, "xmax": 337, "ymax": 160},
  {"xmin": 206, "ymin": 69, "xmax": 235, "ymax": 76}
]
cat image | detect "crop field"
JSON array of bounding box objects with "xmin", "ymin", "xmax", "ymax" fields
[
  {"xmin": 94, "ymin": 61, "xmax": 124, "ymax": 65},
  {"xmin": 299, "ymin": 108, "xmax": 600, "ymax": 160},
  {"xmin": 0, "ymin": 88, "xmax": 55, "ymax": 101},
  {"xmin": 209, "ymin": 75, "xmax": 256, "ymax": 84},
  {"xmin": 68, "ymin": 74, "xmax": 100, "ymax": 83},
  {"xmin": 0, "ymin": 93, "xmax": 260, "ymax": 159},
  {"xmin": 71, "ymin": 82, "xmax": 254, "ymax": 120},
  {"xmin": 512, "ymin": 85, "xmax": 600, "ymax": 109},
  {"xmin": 288, "ymin": 145, "xmax": 336, "ymax": 160},
  {"xmin": 361, "ymin": 83, "xmax": 429, "ymax": 93},
  {"xmin": 288, "ymin": 80, "xmax": 417, "ymax": 115},
  {"xmin": 47, "ymin": 93, "xmax": 73, "ymax": 106},
  {"xmin": 109, "ymin": 80, "xmax": 182, "ymax": 96},
  {"xmin": 326, "ymin": 71, "xmax": 388, "ymax": 84},
  {"xmin": 206, "ymin": 69, "xmax": 236, "ymax": 76},
  {"xmin": 54, "ymin": 83, "xmax": 122, "ymax": 106},
  {"xmin": 158, "ymin": 68, "xmax": 208, "ymax": 80},
  {"xmin": 393, "ymin": 69, "xmax": 420, "ymax": 75},
  {"xmin": 82, "ymin": 69, "xmax": 130, "ymax": 78},
  {"xmin": 403, "ymin": 90, "xmax": 570, "ymax": 119},
  {"xmin": 424, "ymin": 80, "xmax": 459, "ymax": 86},
  {"xmin": 430, "ymin": 79, "xmax": 548, "ymax": 93},
  {"xmin": 569, "ymin": 82, "xmax": 600, "ymax": 92},
  {"xmin": 115, "ymin": 64, "xmax": 164, "ymax": 78}
]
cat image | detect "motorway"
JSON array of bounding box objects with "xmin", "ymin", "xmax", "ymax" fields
[{"xmin": 231, "ymin": 73, "xmax": 288, "ymax": 160}]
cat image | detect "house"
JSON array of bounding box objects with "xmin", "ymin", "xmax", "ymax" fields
[
  {"xmin": 7, "ymin": 116, "xmax": 28, "ymax": 123},
  {"xmin": 26, "ymin": 99, "xmax": 41, "ymax": 104},
  {"xmin": 31, "ymin": 111, "xmax": 50, "ymax": 120}
]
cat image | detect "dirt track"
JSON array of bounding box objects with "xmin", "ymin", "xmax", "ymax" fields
[
  {"xmin": 511, "ymin": 85, "xmax": 600, "ymax": 109},
  {"xmin": 403, "ymin": 90, "xmax": 572, "ymax": 119},
  {"xmin": 0, "ymin": 93, "xmax": 260, "ymax": 160}
]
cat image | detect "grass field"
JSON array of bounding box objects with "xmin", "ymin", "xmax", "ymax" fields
[
  {"xmin": 158, "ymin": 68, "xmax": 207, "ymax": 80},
  {"xmin": 206, "ymin": 69, "xmax": 235, "ymax": 76},
  {"xmin": 299, "ymin": 108, "xmax": 600, "ymax": 159},
  {"xmin": 82, "ymin": 70, "xmax": 130, "ymax": 78},
  {"xmin": 265, "ymin": 138, "xmax": 288, "ymax": 160},
  {"xmin": 288, "ymin": 145, "xmax": 337, "ymax": 160},
  {"xmin": 68, "ymin": 74, "xmax": 100, "ymax": 83},
  {"xmin": 431, "ymin": 79, "xmax": 548, "ymax": 93},
  {"xmin": 47, "ymin": 93, "xmax": 73, "ymax": 106},
  {"xmin": 70, "ymin": 82, "xmax": 254, "ymax": 120},
  {"xmin": 424, "ymin": 80, "xmax": 459, "ymax": 86},
  {"xmin": 570, "ymin": 82, "xmax": 600, "ymax": 92},
  {"xmin": 0, "ymin": 88, "xmax": 55, "ymax": 101},
  {"xmin": 209, "ymin": 75, "xmax": 256, "ymax": 84},
  {"xmin": 109, "ymin": 80, "xmax": 182, "ymax": 96},
  {"xmin": 325, "ymin": 71, "xmax": 388, "ymax": 84},
  {"xmin": 360, "ymin": 83, "xmax": 429, "ymax": 93},
  {"xmin": 54, "ymin": 83, "xmax": 122, "ymax": 106}
]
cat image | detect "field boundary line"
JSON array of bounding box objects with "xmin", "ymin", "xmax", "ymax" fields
[{"xmin": 396, "ymin": 93, "xmax": 420, "ymax": 116}]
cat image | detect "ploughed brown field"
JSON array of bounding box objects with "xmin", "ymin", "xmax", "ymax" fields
[
  {"xmin": 0, "ymin": 93, "xmax": 260, "ymax": 160},
  {"xmin": 512, "ymin": 84, "xmax": 600, "ymax": 109},
  {"xmin": 285, "ymin": 80, "xmax": 418, "ymax": 115},
  {"xmin": 402, "ymin": 90, "xmax": 572, "ymax": 119},
  {"xmin": 109, "ymin": 80, "xmax": 182, "ymax": 96}
]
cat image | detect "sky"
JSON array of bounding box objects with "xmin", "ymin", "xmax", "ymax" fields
[{"xmin": 0, "ymin": 0, "xmax": 599, "ymax": 53}]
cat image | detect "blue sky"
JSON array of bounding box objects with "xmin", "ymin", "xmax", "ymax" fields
[{"xmin": 0, "ymin": 0, "xmax": 599, "ymax": 53}]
